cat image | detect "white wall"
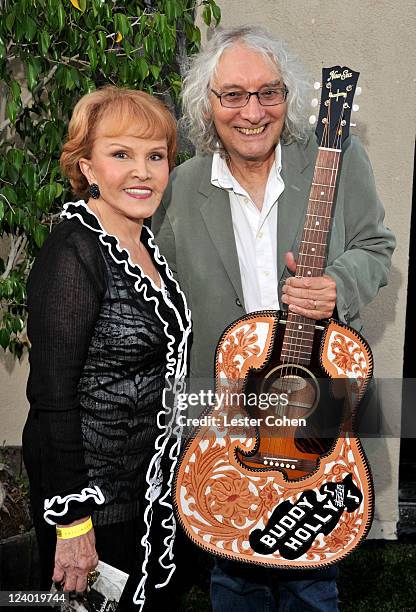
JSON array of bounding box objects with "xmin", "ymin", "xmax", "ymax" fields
[{"xmin": 199, "ymin": 0, "xmax": 415, "ymax": 538}]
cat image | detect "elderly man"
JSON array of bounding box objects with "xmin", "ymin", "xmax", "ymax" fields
[{"xmin": 153, "ymin": 25, "xmax": 394, "ymax": 612}]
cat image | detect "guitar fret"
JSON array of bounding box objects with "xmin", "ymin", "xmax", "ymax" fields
[
  {"xmin": 281, "ymin": 358, "xmax": 310, "ymax": 365},
  {"xmin": 287, "ymin": 315, "xmax": 314, "ymax": 323},
  {"xmin": 281, "ymin": 350, "xmax": 312, "ymax": 356},
  {"xmin": 299, "ymin": 253, "xmax": 325, "ymax": 258},
  {"xmin": 302, "ymin": 241, "xmax": 327, "ymax": 247},
  {"xmin": 303, "ymin": 228, "xmax": 329, "ymax": 233},
  {"xmin": 308, "ymin": 200, "xmax": 332, "ymax": 210},
  {"xmin": 306, "ymin": 213, "xmax": 332, "ymax": 219},
  {"xmin": 282, "ymin": 347, "xmax": 313, "ymax": 353},
  {"xmin": 309, "ymin": 198, "xmax": 332, "ymax": 204},
  {"xmin": 282, "ymin": 339, "xmax": 313, "ymax": 346},
  {"xmin": 284, "ymin": 335, "xmax": 314, "ymax": 340}
]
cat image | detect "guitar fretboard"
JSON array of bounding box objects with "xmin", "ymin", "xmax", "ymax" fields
[{"xmin": 281, "ymin": 148, "xmax": 341, "ymax": 365}]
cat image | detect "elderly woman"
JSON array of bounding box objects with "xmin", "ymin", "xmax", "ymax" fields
[{"xmin": 22, "ymin": 86, "xmax": 191, "ymax": 609}]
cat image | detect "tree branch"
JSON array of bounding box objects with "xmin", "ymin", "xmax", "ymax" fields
[{"xmin": 0, "ymin": 233, "xmax": 28, "ymax": 281}]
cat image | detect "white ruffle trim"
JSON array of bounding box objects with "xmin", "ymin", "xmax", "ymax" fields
[{"xmin": 61, "ymin": 201, "xmax": 192, "ymax": 610}]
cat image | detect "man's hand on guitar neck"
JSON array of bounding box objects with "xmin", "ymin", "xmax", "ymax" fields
[{"xmin": 282, "ymin": 252, "xmax": 337, "ymax": 320}]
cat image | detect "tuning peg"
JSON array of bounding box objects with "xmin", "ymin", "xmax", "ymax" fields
[
  {"xmin": 309, "ymin": 115, "xmax": 317, "ymax": 125},
  {"xmin": 350, "ymin": 123, "xmax": 357, "ymax": 127},
  {"xmin": 355, "ymin": 87, "xmax": 362, "ymax": 96},
  {"xmin": 311, "ymin": 98, "xmax": 319, "ymax": 107},
  {"xmin": 313, "ymin": 82, "xmax": 321, "ymax": 90},
  {"xmin": 352, "ymin": 104, "xmax": 359, "ymax": 112}
]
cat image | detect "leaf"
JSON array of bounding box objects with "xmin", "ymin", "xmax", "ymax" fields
[
  {"xmin": 6, "ymin": 100, "xmax": 17, "ymax": 124},
  {"xmin": 64, "ymin": 66, "xmax": 75, "ymax": 90},
  {"xmin": 0, "ymin": 328, "xmax": 11, "ymax": 351},
  {"xmin": 116, "ymin": 31, "xmax": 123, "ymax": 43},
  {"xmin": 24, "ymin": 16, "xmax": 37, "ymax": 42},
  {"xmin": 10, "ymin": 80, "xmax": 21, "ymax": 102},
  {"xmin": 1, "ymin": 186, "xmax": 18, "ymax": 205},
  {"xmin": 5, "ymin": 12, "xmax": 15, "ymax": 33},
  {"xmin": 21, "ymin": 166, "xmax": 36, "ymax": 190},
  {"xmin": 97, "ymin": 30, "xmax": 107, "ymax": 50},
  {"xmin": 150, "ymin": 64, "xmax": 161, "ymax": 80},
  {"xmin": 39, "ymin": 31, "xmax": 51, "ymax": 54},
  {"xmin": 36, "ymin": 183, "xmax": 61, "ymax": 210},
  {"xmin": 33, "ymin": 224, "xmax": 49, "ymax": 248},
  {"xmin": 0, "ymin": 36, "xmax": 5, "ymax": 61},
  {"xmin": 114, "ymin": 13, "xmax": 130, "ymax": 38},
  {"xmin": 202, "ymin": 5, "xmax": 211, "ymax": 26},
  {"xmin": 70, "ymin": 67, "xmax": 81, "ymax": 88},
  {"xmin": 0, "ymin": 201, "xmax": 4, "ymax": 223},
  {"xmin": 211, "ymin": 3, "xmax": 221, "ymax": 25},
  {"xmin": 57, "ymin": 2, "xmax": 66, "ymax": 30},
  {"xmin": 165, "ymin": 0, "xmax": 176, "ymax": 23},
  {"xmin": 7, "ymin": 149, "xmax": 24, "ymax": 171},
  {"xmin": 87, "ymin": 41, "xmax": 98, "ymax": 71},
  {"xmin": 136, "ymin": 57, "xmax": 149, "ymax": 81},
  {"xmin": 143, "ymin": 35, "xmax": 154, "ymax": 58},
  {"xmin": 26, "ymin": 59, "xmax": 41, "ymax": 91},
  {"xmin": 69, "ymin": 0, "xmax": 82, "ymax": 10}
]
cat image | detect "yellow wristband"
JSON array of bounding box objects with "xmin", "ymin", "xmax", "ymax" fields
[{"xmin": 56, "ymin": 516, "xmax": 93, "ymax": 540}]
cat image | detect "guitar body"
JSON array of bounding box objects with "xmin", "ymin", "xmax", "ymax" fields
[{"xmin": 174, "ymin": 311, "xmax": 374, "ymax": 568}]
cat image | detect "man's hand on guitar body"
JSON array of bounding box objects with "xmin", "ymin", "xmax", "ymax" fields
[{"xmin": 282, "ymin": 252, "xmax": 336, "ymax": 320}]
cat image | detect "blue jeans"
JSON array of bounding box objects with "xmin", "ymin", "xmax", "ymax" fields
[{"xmin": 211, "ymin": 559, "xmax": 339, "ymax": 612}]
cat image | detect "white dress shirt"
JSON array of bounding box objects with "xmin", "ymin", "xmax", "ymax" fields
[{"xmin": 211, "ymin": 144, "xmax": 285, "ymax": 313}]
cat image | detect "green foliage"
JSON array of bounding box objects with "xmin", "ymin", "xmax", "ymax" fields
[{"xmin": 0, "ymin": 0, "xmax": 220, "ymax": 358}]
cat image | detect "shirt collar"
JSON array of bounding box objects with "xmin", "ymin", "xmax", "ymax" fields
[{"xmin": 211, "ymin": 142, "xmax": 283, "ymax": 193}]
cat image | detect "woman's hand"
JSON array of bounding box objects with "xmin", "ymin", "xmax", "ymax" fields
[
  {"xmin": 282, "ymin": 252, "xmax": 337, "ymax": 320},
  {"xmin": 53, "ymin": 517, "xmax": 98, "ymax": 593}
]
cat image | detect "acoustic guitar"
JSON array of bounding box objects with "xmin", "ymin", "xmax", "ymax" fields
[{"xmin": 174, "ymin": 66, "xmax": 374, "ymax": 568}]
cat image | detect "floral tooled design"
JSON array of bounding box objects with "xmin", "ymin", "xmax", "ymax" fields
[
  {"xmin": 323, "ymin": 514, "xmax": 359, "ymax": 553},
  {"xmin": 330, "ymin": 333, "xmax": 367, "ymax": 381},
  {"xmin": 178, "ymin": 430, "xmax": 370, "ymax": 563},
  {"xmin": 208, "ymin": 473, "xmax": 258, "ymax": 526},
  {"xmin": 219, "ymin": 323, "xmax": 261, "ymax": 381},
  {"xmin": 258, "ymin": 482, "xmax": 280, "ymax": 512}
]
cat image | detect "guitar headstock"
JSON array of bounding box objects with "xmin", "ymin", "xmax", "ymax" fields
[{"xmin": 312, "ymin": 66, "xmax": 360, "ymax": 149}]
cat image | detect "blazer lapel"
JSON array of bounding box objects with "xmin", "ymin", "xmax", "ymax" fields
[
  {"xmin": 277, "ymin": 137, "xmax": 318, "ymax": 282},
  {"xmin": 198, "ymin": 160, "xmax": 245, "ymax": 308}
]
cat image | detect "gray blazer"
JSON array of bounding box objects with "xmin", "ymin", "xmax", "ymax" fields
[{"xmin": 152, "ymin": 134, "xmax": 395, "ymax": 380}]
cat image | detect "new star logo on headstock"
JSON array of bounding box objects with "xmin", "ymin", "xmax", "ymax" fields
[{"xmin": 309, "ymin": 66, "xmax": 361, "ymax": 149}]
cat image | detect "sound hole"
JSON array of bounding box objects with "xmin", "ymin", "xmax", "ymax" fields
[
  {"xmin": 238, "ymin": 364, "xmax": 338, "ymax": 480},
  {"xmin": 262, "ymin": 365, "xmax": 319, "ymax": 421}
]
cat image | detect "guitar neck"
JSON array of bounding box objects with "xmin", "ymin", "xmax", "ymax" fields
[
  {"xmin": 281, "ymin": 147, "xmax": 341, "ymax": 365},
  {"xmin": 297, "ymin": 147, "xmax": 341, "ymax": 277}
]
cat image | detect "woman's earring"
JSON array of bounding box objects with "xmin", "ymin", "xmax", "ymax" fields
[{"xmin": 89, "ymin": 183, "xmax": 100, "ymax": 199}]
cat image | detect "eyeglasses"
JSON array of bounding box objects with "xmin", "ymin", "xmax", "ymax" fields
[{"xmin": 211, "ymin": 87, "xmax": 289, "ymax": 108}]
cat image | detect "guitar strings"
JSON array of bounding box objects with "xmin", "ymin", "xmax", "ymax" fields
[
  {"xmin": 274, "ymin": 95, "xmax": 330, "ymax": 466},
  {"xmin": 279, "ymin": 92, "xmax": 344, "ymax": 468},
  {"xmin": 268, "ymin": 88, "xmax": 345, "ymax": 470}
]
